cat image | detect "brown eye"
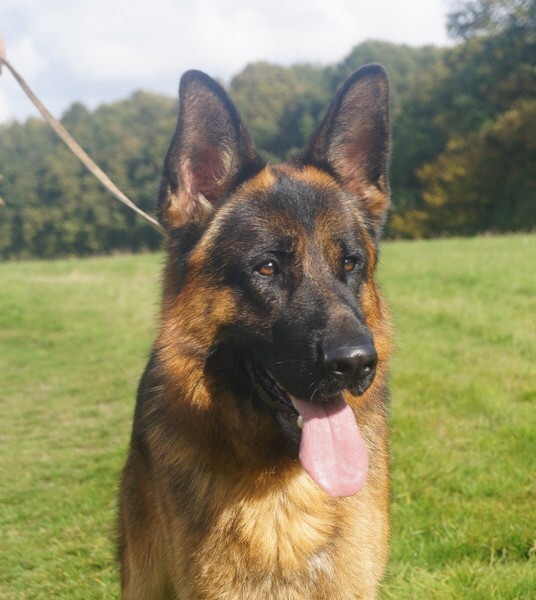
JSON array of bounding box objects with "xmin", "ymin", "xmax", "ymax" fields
[
  {"xmin": 343, "ymin": 257, "xmax": 357, "ymax": 273},
  {"xmin": 256, "ymin": 260, "xmax": 279, "ymax": 277}
]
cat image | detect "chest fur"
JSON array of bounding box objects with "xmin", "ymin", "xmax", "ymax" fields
[{"xmin": 160, "ymin": 467, "xmax": 386, "ymax": 599}]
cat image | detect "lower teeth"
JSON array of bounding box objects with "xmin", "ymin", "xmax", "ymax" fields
[{"xmin": 297, "ymin": 415, "xmax": 303, "ymax": 429}]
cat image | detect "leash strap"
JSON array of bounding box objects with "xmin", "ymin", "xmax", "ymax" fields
[{"xmin": 0, "ymin": 36, "xmax": 166, "ymax": 237}]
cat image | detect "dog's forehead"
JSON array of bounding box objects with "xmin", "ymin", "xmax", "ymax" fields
[
  {"xmin": 193, "ymin": 165, "xmax": 374, "ymax": 271},
  {"xmin": 222, "ymin": 165, "xmax": 357, "ymax": 235},
  {"xmin": 240, "ymin": 165, "xmax": 340, "ymax": 211}
]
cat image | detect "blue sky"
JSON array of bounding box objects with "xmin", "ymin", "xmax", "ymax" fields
[{"xmin": 0, "ymin": 0, "xmax": 451, "ymax": 123}]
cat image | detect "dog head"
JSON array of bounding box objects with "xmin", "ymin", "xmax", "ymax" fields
[{"xmin": 155, "ymin": 66, "xmax": 391, "ymax": 495}]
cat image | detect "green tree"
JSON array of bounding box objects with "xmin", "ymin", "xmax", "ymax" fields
[
  {"xmin": 0, "ymin": 92, "xmax": 176, "ymax": 258},
  {"xmin": 447, "ymin": 0, "xmax": 535, "ymax": 40},
  {"xmin": 396, "ymin": 0, "xmax": 536, "ymax": 237},
  {"xmin": 229, "ymin": 62, "xmax": 330, "ymax": 161},
  {"xmin": 415, "ymin": 99, "xmax": 536, "ymax": 235}
]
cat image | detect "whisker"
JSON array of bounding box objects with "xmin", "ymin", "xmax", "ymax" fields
[{"xmin": 270, "ymin": 359, "xmax": 308, "ymax": 367}]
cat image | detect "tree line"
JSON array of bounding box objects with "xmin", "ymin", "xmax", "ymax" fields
[{"xmin": 0, "ymin": 0, "xmax": 534, "ymax": 259}]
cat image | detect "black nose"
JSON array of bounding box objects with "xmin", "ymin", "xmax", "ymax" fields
[{"xmin": 324, "ymin": 341, "xmax": 378, "ymax": 383}]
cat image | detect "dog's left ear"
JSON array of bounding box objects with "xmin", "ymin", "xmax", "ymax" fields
[
  {"xmin": 301, "ymin": 64, "xmax": 391, "ymax": 235},
  {"xmin": 157, "ymin": 70, "xmax": 265, "ymax": 231}
]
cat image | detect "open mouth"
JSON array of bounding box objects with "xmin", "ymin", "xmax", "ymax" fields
[
  {"xmin": 245, "ymin": 358, "xmax": 369, "ymax": 498},
  {"xmin": 245, "ymin": 360, "xmax": 302, "ymax": 431}
]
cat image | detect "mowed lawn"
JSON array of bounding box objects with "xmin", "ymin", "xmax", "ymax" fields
[{"xmin": 0, "ymin": 235, "xmax": 534, "ymax": 599}]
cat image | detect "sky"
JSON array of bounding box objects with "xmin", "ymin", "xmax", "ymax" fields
[{"xmin": 0, "ymin": 0, "xmax": 452, "ymax": 124}]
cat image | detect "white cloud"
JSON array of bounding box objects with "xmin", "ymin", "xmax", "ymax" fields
[
  {"xmin": 26, "ymin": 0, "xmax": 359, "ymax": 80},
  {"xmin": 7, "ymin": 0, "xmax": 450, "ymax": 78},
  {"xmin": 2, "ymin": 34, "xmax": 45, "ymax": 78},
  {"xmin": 0, "ymin": 0, "xmax": 450, "ymax": 122}
]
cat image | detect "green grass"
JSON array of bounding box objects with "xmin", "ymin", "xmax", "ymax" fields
[
  {"xmin": 1, "ymin": 236, "xmax": 534, "ymax": 598},
  {"xmin": 380, "ymin": 235, "xmax": 535, "ymax": 599}
]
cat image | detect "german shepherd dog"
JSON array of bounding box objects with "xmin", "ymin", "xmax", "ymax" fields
[{"xmin": 119, "ymin": 64, "xmax": 392, "ymax": 599}]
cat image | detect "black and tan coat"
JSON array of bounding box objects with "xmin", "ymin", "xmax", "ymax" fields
[{"xmin": 119, "ymin": 65, "xmax": 392, "ymax": 600}]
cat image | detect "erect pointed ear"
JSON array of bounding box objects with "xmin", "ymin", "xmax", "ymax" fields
[
  {"xmin": 301, "ymin": 64, "xmax": 391, "ymax": 235},
  {"xmin": 157, "ymin": 70, "xmax": 265, "ymax": 230}
]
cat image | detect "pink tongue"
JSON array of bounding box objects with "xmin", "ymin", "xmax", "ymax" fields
[{"xmin": 290, "ymin": 394, "xmax": 368, "ymax": 498}]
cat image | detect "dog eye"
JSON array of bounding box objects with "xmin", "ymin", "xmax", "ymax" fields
[
  {"xmin": 256, "ymin": 260, "xmax": 279, "ymax": 277},
  {"xmin": 343, "ymin": 257, "xmax": 357, "ymax": 273}
]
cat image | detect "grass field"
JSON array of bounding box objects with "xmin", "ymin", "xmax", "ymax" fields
[{"xmin": 1, "ymin": 235, "xmax": 534, "ymax": 599}]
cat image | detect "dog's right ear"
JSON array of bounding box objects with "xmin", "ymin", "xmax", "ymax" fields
[{"xmin": 157, "ymin": 70, "xmax": 265, "ymax": 231}]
